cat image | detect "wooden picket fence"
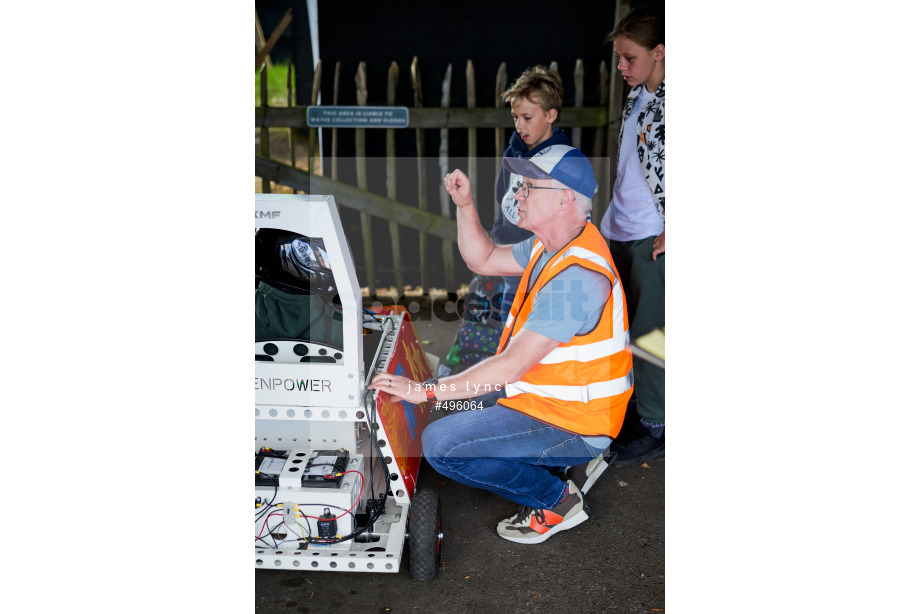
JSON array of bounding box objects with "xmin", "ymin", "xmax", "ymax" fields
[{"xmin": 255, "ymin": 57, "xmax": 623, "ymax": 295}]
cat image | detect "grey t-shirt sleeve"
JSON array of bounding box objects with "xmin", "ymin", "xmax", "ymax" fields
[
  {"xmin": 522, "ymin": 265, "xmax": 611, "ymax": 343},
  {"xmin": 512, "ymin": 236, "xmax": 538, "ymax": 269}
]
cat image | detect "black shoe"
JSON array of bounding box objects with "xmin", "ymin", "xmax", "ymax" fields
[
  {"xmin": 565, "ymin": 450, "xmax": 610, "ymax": 494},
  {"xmin": 609, "ymin": 425, "xmax": 664, "ymax": 466},
  {"xmin": 609, "ymin": 397, "xmax": 640, "ymax": 446}
]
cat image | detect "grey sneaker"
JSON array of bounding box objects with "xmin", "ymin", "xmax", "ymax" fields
[
  {"xmin": 496, "ymin": 480, "xmax": 590, "ymax": 544},
  {"xmin": 565, "ymin": 450, "xmax": 610, "ymax": 495}
]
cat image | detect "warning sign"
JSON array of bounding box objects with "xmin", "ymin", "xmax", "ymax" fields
[{"xmin": 306, "ymin": 106, "xmax": 409, "ymax": 128}]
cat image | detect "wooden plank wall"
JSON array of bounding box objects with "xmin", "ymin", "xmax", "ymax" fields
[{"xmin": 256, "ymin": 58, "xmax": 616, "ymax": 296}]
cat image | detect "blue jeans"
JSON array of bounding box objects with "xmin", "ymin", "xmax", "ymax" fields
[{"xmin": 421, "ymin": 405, "xmax": 605, "ymax": 509}]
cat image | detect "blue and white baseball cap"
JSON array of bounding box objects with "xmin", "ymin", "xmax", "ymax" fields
[{"xmin": 503, "ymin": 145, "xmax": 598, "ymax": 199}]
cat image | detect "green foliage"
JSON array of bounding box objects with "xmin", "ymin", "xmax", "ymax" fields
[{"xmin": 256, "ymin": 61, "xmax": 296, "ymax": 107}]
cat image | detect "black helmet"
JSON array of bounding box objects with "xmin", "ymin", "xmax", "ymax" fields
[{"xmin": 255, "ymin": 229, "xmax": 338, "ymax": 301}]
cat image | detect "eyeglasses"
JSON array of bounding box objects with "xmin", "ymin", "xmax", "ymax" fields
[{"xmin": 514, "ymin": 181, "xmax": 566, "ymax": 198}]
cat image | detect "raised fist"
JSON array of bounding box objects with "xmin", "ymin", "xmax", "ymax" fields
[{"xmin": 444, "ymin": 169, "xmax": 473, "ymax": 208}]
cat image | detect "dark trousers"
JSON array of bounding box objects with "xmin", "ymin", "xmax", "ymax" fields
[{"xmin": 609, "ymin": 236, "xmax": 665, "ymax": 424}]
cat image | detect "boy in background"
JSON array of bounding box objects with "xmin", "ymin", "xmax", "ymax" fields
[{"xmin": 491, "ymin": 66, "xmax": 571, "ymax": 324}]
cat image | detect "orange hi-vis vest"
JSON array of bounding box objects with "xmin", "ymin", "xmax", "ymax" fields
[{"xmin": 496, "ymin": 223, "xmax": 634, "ymax": 438}]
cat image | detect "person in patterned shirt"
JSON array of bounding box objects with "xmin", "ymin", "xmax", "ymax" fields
[{"xmin": 597, "ymin": 6, "xmax": 666, "ymax": 467}]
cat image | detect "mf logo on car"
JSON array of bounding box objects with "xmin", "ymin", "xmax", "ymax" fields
[{"xmin": 255, "ymin": 211, "xmax": 281, "ymax": 219}]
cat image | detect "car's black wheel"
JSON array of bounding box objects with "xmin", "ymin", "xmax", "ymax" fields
[{"xmin": 408, "ymin": 489, "xmax": 441, "ymax": 581}]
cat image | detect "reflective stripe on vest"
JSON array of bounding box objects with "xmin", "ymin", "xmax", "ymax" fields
[
  {"xmin": 496, "ymin": 223, "xmax": 634, "ymax": 438},
  {"xmin": 505, "ymin": 371, "xmax": 634, "ymax": 403}
]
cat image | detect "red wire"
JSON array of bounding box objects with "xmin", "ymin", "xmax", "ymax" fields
[
  {"xmin": 256, "ymin": 511, "xmax": 282, "ymax": 541},
  {"xmin": 302, "ymin": 470, "xmax": 365, "ymax": 520},
  {"xmin": 255, "ymin": 470, "xmax": 366, "ymax": 543}
]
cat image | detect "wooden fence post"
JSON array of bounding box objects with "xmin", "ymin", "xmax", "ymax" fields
[
  {"xmin": 287, "ymin": 61, "xmax": 296, "ymax": 183},
  {"xmin": 355, "ymin": 62, "xmax": 376, "ymax": 295},
  {"xmin": 593, "ymin": 60, "xmax": 610, "ymax": 222},
  {"xmin": 308, "ymin": 60, "xmax": 322, "ymax": 176},
  {"xmin": 331, "ymin": 61, "xmax": 341, "ymax": 181},
  {"xmin": 572, "ymin": 59, "xmax": 584, "ymax": 151},
  {"xmin": 386, "ymin": 61, "xmax": 404, "ymax": 293},
  {"xmin": 411, "ymin": 57, "xmax": 429, "ymax": 293},
  {"xmin": 593, "ymin": 61, "xmax": 609, "ymax": 159},
  {"xmin": 466, "ymin": 60, "xmax": 477, "ymax": 210},
  {"xmin": 260, "ymin": 64, "xmax": 271, "ymax": 193},
  {"xmin": 607, "ymin": 0, "xmax": 631, "ymax": 192},
  {"xmin": 494, "ymin": 62, "xmax": 507, "ymax": 219},
  {"xmin": 438, "ymin": 64, "xmax": 456, "ymax": 291}
]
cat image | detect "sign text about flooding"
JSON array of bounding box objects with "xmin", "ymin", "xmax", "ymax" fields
[{"xmin": 307, "ymin": 106, "xmax": 409, "ymax": 128}]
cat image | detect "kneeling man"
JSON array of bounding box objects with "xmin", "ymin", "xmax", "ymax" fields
[{"xmin": 370, "ymin": 145, "xmax": 633, "ymax": 543}]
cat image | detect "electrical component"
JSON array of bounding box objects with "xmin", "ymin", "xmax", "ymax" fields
[
  {"xmin": 316, "ymin": 508, "xmax": 338, "ymax": 539},
  {"xmin": 282, "ymin": 502, "xmax": 297, "ymax": 525},
  {"xmin": 366, "ymin": 494, "xmax": 386, "ymax": 517}
]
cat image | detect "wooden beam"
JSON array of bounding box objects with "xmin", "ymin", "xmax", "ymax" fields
[
  {"xmin": 255, "ymin": 7, "xmax": 293, "ymax": 71},
  {"xmin": 355, "ymin": 62, "xmax": 375, "ymax": 294},
  {"xmin": 494, "ymin": 62, "xmax": 508, "ymax": 219},
  {"xmin": 255, "ymin": 155, "xmax": 458, "ymax": 241},
  {"xmin": 331, "ymin": 61, "xmax": 341, "ymax": 181},
  {"xmin": 286, "ymin": 61, "xmax": 295, "ymax": 173},
  {"xmin": 466, "ymin": 60, "xmax": 477, "ymax": 209},
  {"xmin": 386, "ymin": 61, "xmax": 403, "ymax": 292},
  {"xmin": 260, "ymin": 64, "xmax": 271, "ymax": 193},
  {"xmin": 412, "ymin": 106, "xmax": 608, "ymax": 128},
  {"xmin": 593, "ymin": 61, "xmax": 609, "ymax": 159},
  {"xmin": 593, "ymin": 60, "xmax": 610, "ymax": 221},
  {"xmin": 411, "ymin": 56, "xmax": 429, "ymax": 292},
  {"xmin": 607, "ymin": 0, "xmax": 632, "ymax": 186},
  {"xmin": 572, "ymin": 59, "xmax": 584, "ymax": 150},
  {"xmin": 308, "ymin": 60, "xmax": 322, "ymax": 175},
  {"xmin": 438, "ymin": 64, "xmax": 456, "ymax": 290},
  {"xmin": 255, "ymin": 9, "xmax": 272, "ymax": 70},
  {"xmin": 257, "ymin": 105, "xmax": 608, "ymax": 129}
]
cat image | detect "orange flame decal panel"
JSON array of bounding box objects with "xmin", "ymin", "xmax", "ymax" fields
[{"xmin": 372, "ymin": 310, "xmax": 433, "ymax": 498}]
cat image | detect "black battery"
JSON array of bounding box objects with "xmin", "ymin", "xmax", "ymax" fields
[
  {"xmin": 255, "ymin": 448, "xmax": 288, "ymax": 487},
  {"xmin": 301, "ymin": 449, "xmax": 350, "ymax": 488}
]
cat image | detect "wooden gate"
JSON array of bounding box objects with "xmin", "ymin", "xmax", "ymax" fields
[{"xmin": 256, "ymin": 56, "xmax": 621, "ymax": 296}]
